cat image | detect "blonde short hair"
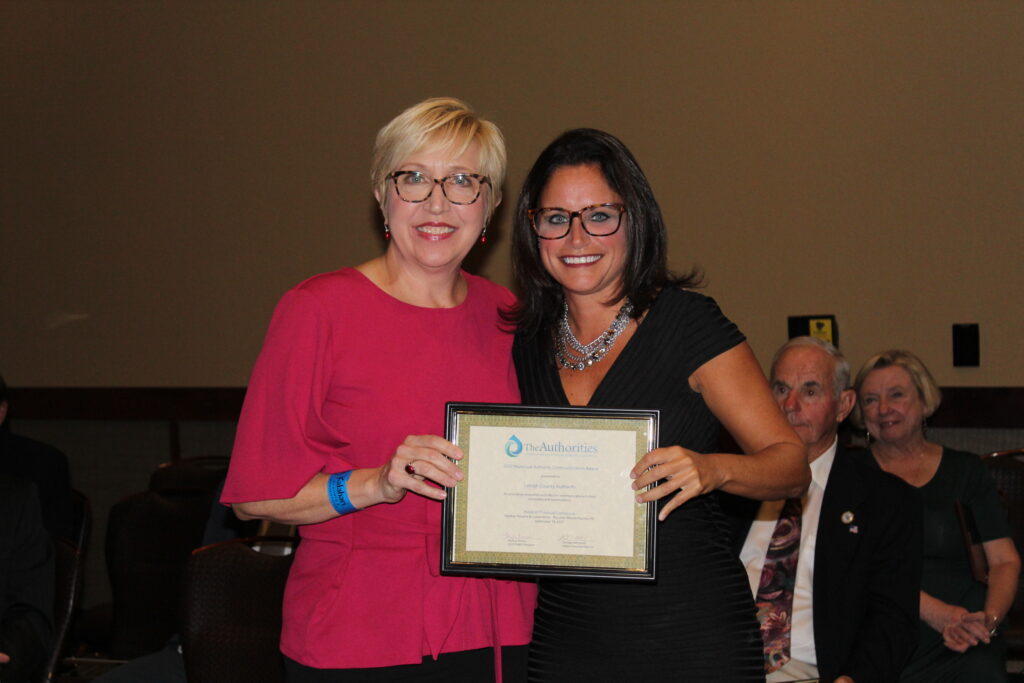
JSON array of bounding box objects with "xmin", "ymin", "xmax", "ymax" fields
[
  {"xmin": 371, "ymin": 97, "xmax": 506, "ymax": 219},
  {"xmin": 851, "ymin": 349, "xmax": 942, "ymax": 427}
]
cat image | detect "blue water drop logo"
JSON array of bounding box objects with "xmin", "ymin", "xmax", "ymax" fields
[{"xmin": 505, "ymin": 435, "xmax": 523, "ymax": 458}]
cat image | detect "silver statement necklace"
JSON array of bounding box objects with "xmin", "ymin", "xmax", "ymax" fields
[{"xmin": 556, "ymin": 299, "xmax": 635, "ymax": 371}]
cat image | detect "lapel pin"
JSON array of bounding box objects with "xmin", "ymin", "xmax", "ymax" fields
[
  {"xmin": 841, "ymin": 511, "xmax": 855, "ymax": 524},
  {"xmin": 849, "ymin": 525, "xmax": 859, "ymax": 534}
]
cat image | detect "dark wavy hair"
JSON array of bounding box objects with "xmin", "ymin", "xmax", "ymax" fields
[{"xmin": 508, "ymin": 128, "xmax": 700, "ymax": 341}]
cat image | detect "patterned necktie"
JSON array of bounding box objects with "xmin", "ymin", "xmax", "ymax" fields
[{"xmin": 755, "ymin": 496, "xmax": 803, "ymax": 673}]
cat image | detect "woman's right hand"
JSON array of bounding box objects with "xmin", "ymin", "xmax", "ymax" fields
[
  {"xmin": 374, "ymin": 434, "xmax": 464, "ymax": 504},
  {"xmin": 233, "ymin": 435, "xmax": 464, "ymax": 524}
]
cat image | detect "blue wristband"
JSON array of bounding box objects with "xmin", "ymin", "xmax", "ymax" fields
[{"xmin": 327, "ymin": 470, "xmax": 358, "ymax": 515}]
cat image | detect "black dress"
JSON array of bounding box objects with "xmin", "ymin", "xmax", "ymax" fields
[
  {"xmin": 891, "ymin": 448, "xmax": 1011, "ymax": 683},
  {"xmin": 513, "ymin": 289, "xmax": 764, "ymax": 682}
]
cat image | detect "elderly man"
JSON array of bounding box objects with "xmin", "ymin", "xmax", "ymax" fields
[{"xmin": 722, "ymin": 337, "xmax": 922, "ymax": 683}]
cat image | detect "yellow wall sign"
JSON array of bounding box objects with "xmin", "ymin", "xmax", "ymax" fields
[
  {"xmin": 809, "ymin": 318, "xmax": 834, "ymax": 344},
  {"xmin": 787, "ymin": 315, "xmax": 839, "ymax": 347}
]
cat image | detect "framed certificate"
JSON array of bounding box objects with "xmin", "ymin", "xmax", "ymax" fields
[{"xmin": 441, "ymin": 402, "xmax": 659, "ymax": 581}]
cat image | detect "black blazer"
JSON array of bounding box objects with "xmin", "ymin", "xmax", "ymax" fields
[
  {"xmin": 721, "ymin": 446, "xmax": 923, "ymax": 683},
  {"xmin": 0, "ymin": 474, "xmax": 55, "ymax": 683},
  {"xmin": 0, "ymin": 427, "xmax": 74, "ymax": 540}
]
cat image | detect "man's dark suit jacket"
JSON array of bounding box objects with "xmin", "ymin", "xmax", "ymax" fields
[
  {"xmin": 0, "ymin": 426, "xmax": 73, "ymax": 540},
  {"xmin": 720, "ymin": 445, "xmax": 923, "ymax": 683},
  {"xmin": 0, "ymin": 474, "xmax": 54, "ymax": 683}
]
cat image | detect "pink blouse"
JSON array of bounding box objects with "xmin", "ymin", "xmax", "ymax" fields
[{"xmin": 222, "ymin": 268, "xmax": 536, "ymax": 669}]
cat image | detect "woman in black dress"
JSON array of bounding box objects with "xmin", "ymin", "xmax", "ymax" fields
[
  {"xmin": 509, "ymin": 129, "xmax": 809, "ymax": 681},
  {"xmin": 853, "ymin": 349, "xmax": 1019, "ymax": 682}
]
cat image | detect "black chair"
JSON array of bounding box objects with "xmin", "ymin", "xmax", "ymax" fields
[
  {"xmin": 63, "ymin": 489, "xmax": 92, "ymax": 552},
  {"xmin": 982, "ymin": 449, "xmax": 1024, "ymax": 663},
  {"xmin": 46, "ymin": 537, "xmax": 85, "ymax": 681},
  {"xmin": 45, "ymin": 489, "xmax": 91, "ymax": 682},
  {"xmin": 104, "ymin": 488, "xmax": 214, "ymax": 659},
  {"xmin": 148, "ymin": 455, "xmax": 230, "ymax": 493},
  {"xmin": 179, "ymin": 536, "xmax": 297, "ymax": 683}
]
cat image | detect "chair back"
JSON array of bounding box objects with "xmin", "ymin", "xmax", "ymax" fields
[
  {"xmin": 149, "ymin": 455, "xmax": 230, "ymax": 493},
  {"xmin": 65, "ymin": 488, "xmax": 92, "ymax": 552},
  {"xmin": 954, "ymin": 500, "xmax": 989, "ymax": 584},
  {"xmin": 983, "ymin": 449, "xmax": 1024, "ymax": 549},
  {"xmin": 105, "ymin": 487, "xmax": 214, "ymax": 659},
  {"xmin": 45, "ymin": 488, "xmax": 91, "ymax": 681},
  {"xmin": 180, "ymin": 536, "xmax": 297, "ymax": 683},
  {"xmin": 982, "ymin": 449, "xmax": 1024, "ymax": 653},
  {"xmin": 45, "ymin": 536, "xmax": 85, "ymax": 680}
]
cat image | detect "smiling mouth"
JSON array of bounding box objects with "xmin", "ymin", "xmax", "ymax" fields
[
  {"xmin": 416, "ymin": 224, "xmax": 455, "ymax": 236},
  {"xmin": 561, "ymin": 255, "xmax": 601, "ymax": 265}
]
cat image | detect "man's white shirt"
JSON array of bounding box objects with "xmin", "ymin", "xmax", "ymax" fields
[{"xmin": 739, "ymin": 437, "xmax": 838, "ymax": 668}]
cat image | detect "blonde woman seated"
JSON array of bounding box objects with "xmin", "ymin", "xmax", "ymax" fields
[{"xmin": 854, "ymin": 349, "xmax": 1019, "ymax": 682}]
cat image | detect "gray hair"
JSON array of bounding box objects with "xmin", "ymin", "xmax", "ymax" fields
[{"xmin": 770, "ymin": 336, "xmax": 850, "ymax": 399}]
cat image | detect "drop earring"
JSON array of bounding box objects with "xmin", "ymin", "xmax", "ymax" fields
[
  {"xmin": 479, "ymin": 225, "xmax": 487, "ymax": 244},
  {"xmin": 384, "ymin": 223, "xmax": 390, "ymax": 240}
]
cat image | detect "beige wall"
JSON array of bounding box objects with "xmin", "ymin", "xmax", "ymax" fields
[{"xmin": 3, "ymin": 1, "xmax": 1022, "ymax": 387}]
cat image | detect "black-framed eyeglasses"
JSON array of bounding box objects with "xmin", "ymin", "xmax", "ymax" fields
[
  {"xmin": 386, "ymin": 171, "xmax": 490, "ymax": 205},
  {"xmin": 528, "ymin": 203, "xmax": 627, "ymax": 240}
]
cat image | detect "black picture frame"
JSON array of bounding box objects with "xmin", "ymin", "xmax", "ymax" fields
[{"xmin": 441, "ymin": 402, "xmax": 659, "ymax": 581}]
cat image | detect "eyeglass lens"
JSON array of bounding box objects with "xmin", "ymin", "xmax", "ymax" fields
[
  {"xmin": 531, "ymin": 205, "xmax": 623, "ymax": 239},
  {"xmin": 392, "ymin": 172, "xmax": 483, "ymax": 204}
]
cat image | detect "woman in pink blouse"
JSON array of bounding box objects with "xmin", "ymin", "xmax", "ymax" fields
[{"xmin": 222, "ymin": 98, "xmax": 536, "ymax": 682}]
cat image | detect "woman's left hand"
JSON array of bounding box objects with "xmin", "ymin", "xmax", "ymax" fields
[
  {"xmin": 631, "ymin": 446, "xmax": 723, "ymax": 521},
  {"xmin": 941, "ymin": 610, "xmax": 992, "ymax": 652}
]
